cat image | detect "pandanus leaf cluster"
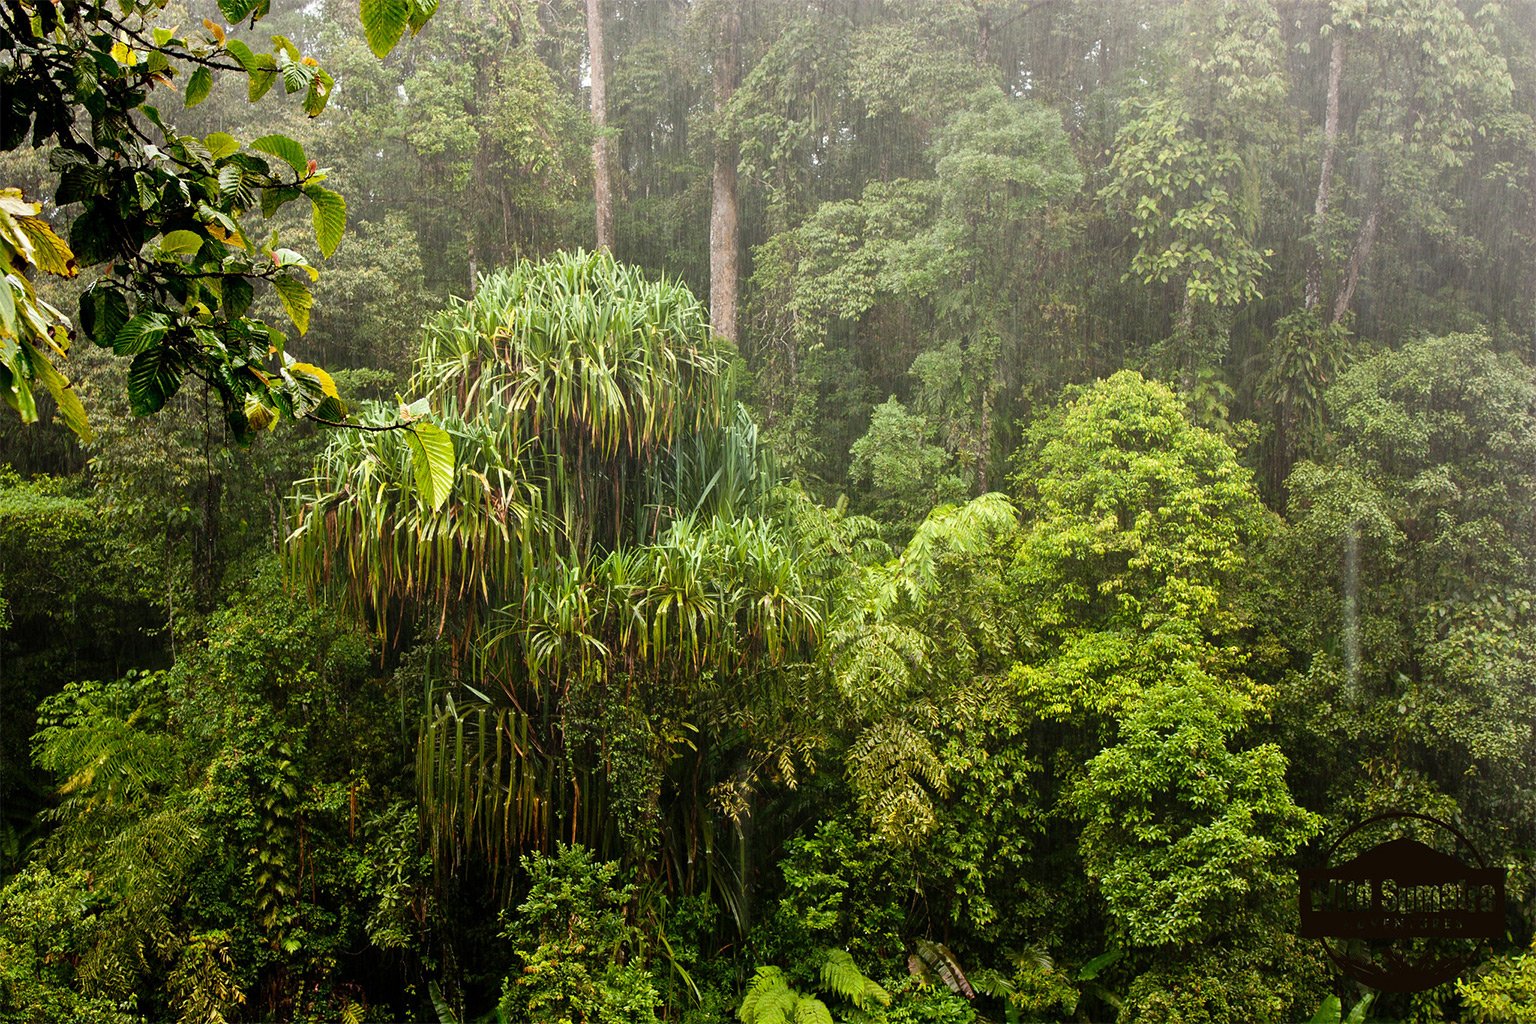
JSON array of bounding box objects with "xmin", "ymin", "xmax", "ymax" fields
[{"xmin": 289, "ymin": 250, "xmax": 809, "ymax": 889}]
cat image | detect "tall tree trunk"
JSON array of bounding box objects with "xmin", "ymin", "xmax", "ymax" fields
[
  {"xmin": 587, "ymin": 0, "xmax": 614, "ymax": 250},
  {"xmin": 1332, "ymin": 200, "xmax": 1378, "ymax": 325},
  {"xmin": 1306, "ymin": 31, "xmax": 1346, "ymax": 312},
  {"xmin": 709, "ymin": 3, "xmax": 741, "ymax": 342}
]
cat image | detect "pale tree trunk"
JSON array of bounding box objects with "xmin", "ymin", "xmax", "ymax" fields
[
  {"xmin": 709, "ymin": 2, "xmax": 741, "ymax": 342},
  {"xmin": 1306, "ymin": 32, "xmax": 1346, "ymax": 312},
  {"xmin": 587, "ymin": 0, "xmax": 614, "ymax": 250},
  {"xmin": 1332, "ymin": 200, "xmax": 1378, "ymax": 325}
]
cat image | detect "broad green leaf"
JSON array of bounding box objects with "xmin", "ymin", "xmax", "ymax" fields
[
  {"xmin": 278, "ymin": 53, "xmax": 313, "ymax": 94},
  {"xmin": 127, "ymin": 345, "xmax": 183, "ymax": 415},
  {"xmin": 0, "ymin": 344, "xmax": 38, "ymax": 423},
  {"xmin": 360, "ymin": 0, "xmax": 409, "ymax": 57},
  {"xmin": 160, "ymin": 229, "xmax": 203, "ymax": 255},
  {"xmin": 217, "ymin": 164, "xmax": 244, "ymax": 197},
  {"xmin": 112, "ymin": 312, "xmax": 170, "ymax": 355},
  {"xmin": 243, "ymin": 393, "xmax": 276, "ymax": 432},
  {"xmin": 272, "ymin": 274, "xmax": 312, "ymax": 334},
  {"xmin": 78, "ymin": 284, "xmax": 128, "ymax": 346},
  {"xmin": 304, "ymin": 185, "xmax": 345, "ymax": 257},
  {"xmin": 218, "ymin": 0, "xmax": 263, "ymax": 22},
  {"xmin": 405, "ymin": 420, "xmax": 455, "ymax": 511},
  {"xmin": 260, "ymin": 185, "xmax": 302, "ymax": 218},
  {"xmin": 205, "ymin": 131, "xmax": 241, "ymax": 159},
  {"xmin": 14, "ymin": 215, "xmax": 77, "ymax": 277},
  {"xmin": 248, "ymin": 55, "xmax": 279, "ymax": 101},
  {"xmin": 303, "ymin": 67, "xmax": 334, "ymax": 117},
  {"xmin": 428, "ymin": 983, "xmax": 460, "ymax": 1024},
  {"xmin": 224, "ymin": 39, "xmax": 257, "ymax": 73},
  {"xmin": 1076, "ymin": 950, "xmax": 1122, "ymax": 981},
  {"xmin": 222, "ymin": 276, "xmax": 253, "ymax": 318},
  {"xmin": 55, "ymin": 164, "xmax": 108, "ymax": 204},
  {"xmin": 271, "ymin": 248, "xmax": 320, "ymax": 281},
  {"xmin": 184, "ymin": 65, "xmax": 213, "ymax": 108},
  {"xmin": 270, "ymin": 33, "xmax": 301, "ymax": 61},
  {"xmin": 1345, "ymin": 996, "xmax": 1374, "ymax": 1024},
  {"xmin": 251, "ymin": 134, "xmax": 306, "ymax": 175},
  {"xmin": 281, "ymin": 359, "xmax": 343, "ymax": 418},
  {"xmin": 1307, "ymin": 995, "xmax": 1342, "ymax": 1024}
]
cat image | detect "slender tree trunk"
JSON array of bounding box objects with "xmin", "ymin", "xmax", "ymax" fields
[
  {"xmin": 1306, "ymin": 31, "xmax": 1346, "ymax": 312},
  {"xmin": 709, "ymin": 3, "xmax": 741, "ymax": 342},
  {"xmin": 977, "ymin": 389, "xmax": 991, "ymax": 494},
  {"xmin": 1332, "ymin": 200, "xmax": 1378, "ymax": 325},
  {"xmin": 587, "ymin": 0, "xmax": 614, "ymax": 250}
]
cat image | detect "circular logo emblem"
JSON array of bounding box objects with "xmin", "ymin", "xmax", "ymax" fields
[{"xmin": 1298, "ymin": 812, "xmax": 1506, "ymax": 992}]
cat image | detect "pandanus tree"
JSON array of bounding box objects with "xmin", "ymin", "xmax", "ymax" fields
[{"xmin": 287, "ymin": 250, "xmax": 817, "ymax": 914}]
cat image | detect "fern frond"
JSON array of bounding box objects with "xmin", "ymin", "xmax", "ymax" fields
[
  {"xmin": 846, "ymin": 717, "xmax": 947, "ymax": 844},
  {"xmin": 820, "ymin": 949, "xmax": 889, "ymax": 1009},
  {"xmin": 740, "ymin": 966, "xmax": 797, "ymax": 1024},
  {"xmin": 793, "ymin": 995, "xmax": 834, "ymax": 1024}
]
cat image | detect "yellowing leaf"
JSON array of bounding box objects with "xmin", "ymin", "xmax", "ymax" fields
[
  {"xmin": 288, "ymin": 361, "xmax": 338, "ymax": 399},
  {"xmin": 26, "ymin": 341, "xmax": 91, "ymax": 441},
  {"xmin": 14, "ymin": 215, "xmax": 77, "ymax": 277}
]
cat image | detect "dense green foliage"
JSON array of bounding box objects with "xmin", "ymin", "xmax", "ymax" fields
[{"xmin": 4, "ymin": 1, "xmax": 1535, "ymax": 1022}]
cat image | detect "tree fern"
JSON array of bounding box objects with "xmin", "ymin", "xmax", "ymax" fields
[
  {"xmin": 820, "ymin": 948, "xmax": 891, "ymax": 1010},
  {"xmin": 739, "ymin": 966, "xmax": 797, "ymax": 1024},
  {"xmin": 792, "ymin": 996, "xmax": 834, "ymax": 1024},
  {"xmin": 740, "ymin": 950, "xmax": 889, "ymax": 1024}
]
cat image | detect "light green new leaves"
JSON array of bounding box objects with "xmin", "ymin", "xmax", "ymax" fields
[
  {"xmin": 404, "ymin": 421, "xmax": 455, "ymax": 511},
  {"xmin": 250, "ymin": 134, "xmax": 307, "ymax": 176}
]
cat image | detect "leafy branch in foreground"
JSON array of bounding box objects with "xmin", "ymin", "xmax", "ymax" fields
[{"xmin": 0, "ymin": 0, "xmax": 435, "ymax": 445}]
